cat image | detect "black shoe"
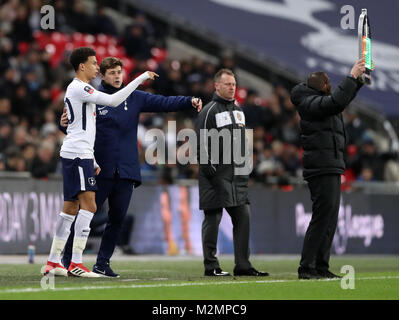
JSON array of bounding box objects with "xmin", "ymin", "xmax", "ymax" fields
[
  {"xmin": 204, "ymin": 268, "xmax": 231, "ymax": 276},
  {"xmin": 317, "ymin": 270, "xmax": 342, "ymax": 279},
  {"xmin": 93, "ymin": 263, "xmax": 120, "ymax": 278},
  {"xmin": 298, "ymin": 267, "xmax": 322, "ymax": 280},
  {"xmin": 234, "ymin": 268, "xmax": 269, "ymax": 277}
]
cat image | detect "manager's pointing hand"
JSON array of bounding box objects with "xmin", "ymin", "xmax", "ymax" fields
[{"xmin": 191, "ymin": 97, "xmax": 202, "ymax": 112}]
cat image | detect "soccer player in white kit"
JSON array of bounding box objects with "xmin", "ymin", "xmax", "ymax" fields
[{"xmin": 43, "ymin": 47, "xmax": 158, "ymax": 277}]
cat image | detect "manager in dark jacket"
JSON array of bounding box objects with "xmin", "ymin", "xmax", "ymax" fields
[
  {"xmin": 60, "ymin": 57, "xmax": 202, "ymax": 277},
  {"xmin": 290, "ymin": 59, "xmax": 365, "ymax": 279},
  {"xmin": 195, "ymin": 68, "xmax": 268, "ymax": 277}
]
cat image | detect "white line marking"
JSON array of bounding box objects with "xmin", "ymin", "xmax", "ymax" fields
[
  {"xmin": 1, "ymin": 275, "xmax": 399, "ymax": 294},
  {"xmin": 120, "ymin": 279, "xmax": 141, "ymax": 282}
]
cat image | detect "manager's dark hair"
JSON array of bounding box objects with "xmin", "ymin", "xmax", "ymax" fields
[
  {"xmin": 69, "ymin": 47, "xmax": 96, "ymax": 72},
  {"xmin": 100, "ymin": 57, "xmax": 123, "ymax": 75},
  {"xmin": 307, "ymin": 71, "xmax": 329, "ymax": 92}
]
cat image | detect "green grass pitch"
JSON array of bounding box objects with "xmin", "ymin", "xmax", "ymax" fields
[{"xmin": 0, "ymin": 255, "xmax": 398, "ymax": 300}]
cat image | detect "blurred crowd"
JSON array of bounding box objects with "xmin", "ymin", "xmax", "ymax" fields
[{"xmin": 0, "ymin": 0, "xmax": 398, "ymax": 185}]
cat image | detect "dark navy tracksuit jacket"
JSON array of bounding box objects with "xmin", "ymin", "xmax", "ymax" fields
[{"xmin": 62, "ymin": 81, "xmax": 193, "ymax": 267}]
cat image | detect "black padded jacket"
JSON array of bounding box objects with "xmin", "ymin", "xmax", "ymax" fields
[{"xmin": 290, "ymin": 76, "xmax": 363, "ymax": 180}]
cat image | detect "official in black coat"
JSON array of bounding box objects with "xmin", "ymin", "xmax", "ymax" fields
[
  {"xmin": 290, "ymin": 59, "xmax": 366, "ymax": 279},
  {"xmin": 195, "ymin": 69, "xmax": 269, "ymax": 277}
]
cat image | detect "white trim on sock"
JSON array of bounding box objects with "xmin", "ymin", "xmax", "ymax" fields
[
  {"xmin": 78, "ymin": 209, "xmax": 94, "ymax": 220},
  {"xmin": 60, "ymin": 212, "xmax": 75, "ymax": 222}
]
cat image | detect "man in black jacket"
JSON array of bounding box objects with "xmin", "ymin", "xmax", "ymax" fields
[
  {"xmin": 195, "ymin": 69, "xmax": 268, "ymax": 277},
  {"xmin": 290, "ymin": 59, "xmax": 365, "ymax": 279}
]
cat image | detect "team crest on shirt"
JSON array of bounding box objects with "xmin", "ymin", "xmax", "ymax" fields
[
  {"xmin": 233, "ymin": 110, "xmax": 245, "ymax": 127},
  {"xmin": 236, "ymin": 112, "xmax": 244, "ymax": 127},
  {"xmin": 88, "ymin": 177, "xmax": 96, "ymax": 186},
  {"xmin": 84, "ymin": 86, "xmax": 94, "ymax": 94}
]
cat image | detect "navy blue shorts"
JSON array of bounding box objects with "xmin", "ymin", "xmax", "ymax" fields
[{"xmin": 61, "ymin": 157, "xmax": 98, "ymax": 201}]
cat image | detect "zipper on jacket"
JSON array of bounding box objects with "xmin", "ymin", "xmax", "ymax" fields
[
  {"xmin": 227, "ymin": 105, "xmax": 237, "ymax": 205},
  {"xmin": 340, "ymin": 114, "xmax": 347, "ymax": 145}
]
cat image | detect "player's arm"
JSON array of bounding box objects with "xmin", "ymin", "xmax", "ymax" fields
[
  {"xmin": 78, "ymin": 72, "xmax": 158, "ymax": 107},
  {"xmin": 95, "ymin": 71, "xmax": 158, "ymax": 107},
  {"xmin": 58, "ymin": 107, "xmax": 68, "ymax": 134}
]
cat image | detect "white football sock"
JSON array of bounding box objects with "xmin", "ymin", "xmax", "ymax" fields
[
  {"xmin": 71, "ymin": 209, "xmax": 94, "ymax": 264},
  {"xmin": 48, "ymin": 212, "xmax": 75, "ymax": 264}
]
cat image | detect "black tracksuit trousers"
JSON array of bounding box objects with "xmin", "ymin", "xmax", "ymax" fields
[
  {"xmin": 202, "ymin": 204, "xmax": 253, "ymax": 272},
  {"xmin": 300, "ymin": 174, "xmax": 341, "ymax": 271}
]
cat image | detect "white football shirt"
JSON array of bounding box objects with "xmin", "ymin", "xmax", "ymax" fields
[
  {"xmin": 60, "ymin": 72, "xmax": 150, "ymax": 160},
  {"xmin": 60, "ymin": 78, "xmax": 99, "ymax": 159}
]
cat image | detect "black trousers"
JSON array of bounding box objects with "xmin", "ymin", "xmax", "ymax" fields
[
  {"xmin": 300, "ymin": 174, "xmax": 341, "ymax": 271},
  {"xmin": 202, "ymin": 204, "xmax": 252, "ymax": 272}
]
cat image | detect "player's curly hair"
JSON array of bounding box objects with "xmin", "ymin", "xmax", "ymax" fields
[{"xmin": 69, "ymin": 47, "xmax": 97, "ymax": 72}]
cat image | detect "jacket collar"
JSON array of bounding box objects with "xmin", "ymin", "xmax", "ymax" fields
[
  {"xmin": 100, "ymin": 80, "xmax": 125, "ymax": 93},
  {"xmin": 302, "ymin": 83, "xmax": 328, "ymax": 95},
  {"xmin": 213, "ymin": 93, "xmax": 235, "ymax": 104}
]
